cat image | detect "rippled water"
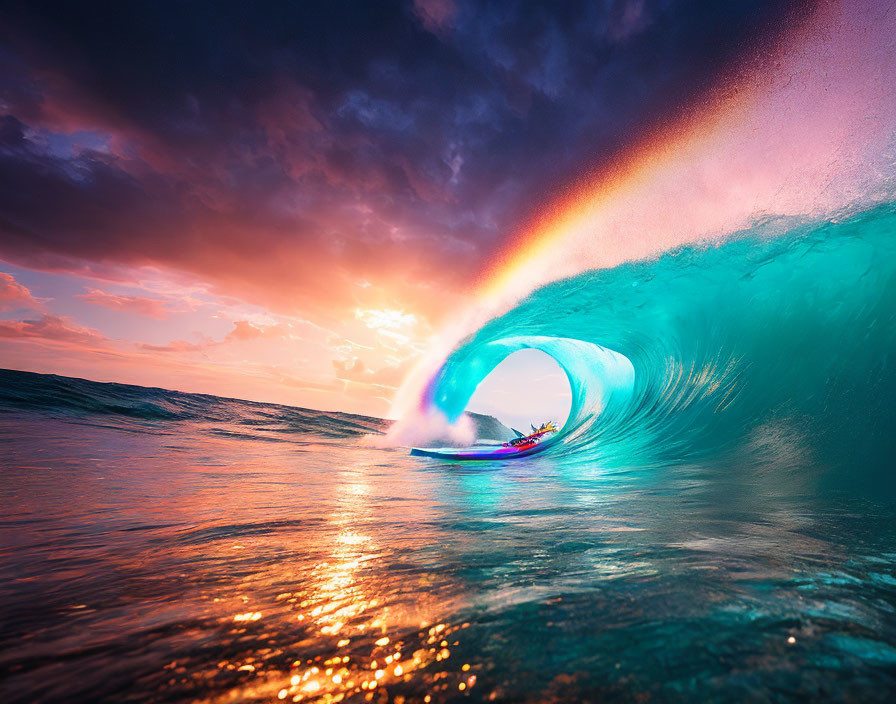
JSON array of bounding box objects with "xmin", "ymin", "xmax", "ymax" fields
[{"xmin": 2, "ymin": 375, "xmax": 896, "ymax": 702}]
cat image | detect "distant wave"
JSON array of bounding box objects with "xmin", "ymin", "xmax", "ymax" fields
[{"xmin": 0, "ymin": 369, "xmax": 391, "ymax": 439}]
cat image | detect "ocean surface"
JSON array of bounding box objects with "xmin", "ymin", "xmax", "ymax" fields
[{"xmin": 3, "ymin": 204, "xmax": 896, "ymax": 703}]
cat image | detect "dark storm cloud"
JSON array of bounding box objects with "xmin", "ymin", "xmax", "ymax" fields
[{"xmin": 0, "ymin": 0, "xmax": 808, "ymax": 316}]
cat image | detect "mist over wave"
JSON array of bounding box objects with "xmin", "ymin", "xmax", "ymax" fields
[{"xmin": 421, "ymin": 203, "xmax": 896, "ymax": 490}]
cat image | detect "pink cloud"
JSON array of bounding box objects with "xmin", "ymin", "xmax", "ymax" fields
[
  {"xmin": 332, "ymin": 356, "xmax": 408, "ymax": 390},
  {"xmin": 76, "ymin": 288, "xmax": 171, "ymax": 319},
  {"xmin": 224, "ymin": 320, "xmax": 301, "ymax": 342},
  {"xmin": 333, "ymin": 357, "xmax": 369, "ymax": 380},
  {"xmin": 0, "ymin": 71, "xmax": 477, "ymax": 330},
  {"xmin": 0, "ymin": 272, "xmax": 42, "ymax": 312},
  {"xmin": 137, "ymin": 339, "xmax": 209, "ymax": 353},
  {"xmin": 0, "ymin": 313, "xmax": 106, "ymax": 346},
  {"xmin": 226, "ymin": 320, "xmax": 265, "ymax": 341},
  {"xmin": 139, "ymin": 319, "xmax": 293, "ymax": 352}
]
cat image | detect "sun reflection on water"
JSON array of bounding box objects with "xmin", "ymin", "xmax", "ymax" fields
[
  {"xmin": 6, "ymin": 412, "xmax": 896, "ymax": 702},
  {"xmin": 181, "ymin": 457, "xmax": 478, "ymax": 703}
]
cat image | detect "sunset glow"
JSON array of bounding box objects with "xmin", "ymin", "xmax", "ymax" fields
[
  {"xmin": 3, "ymin": 4, "xmax": 896, "ymax": 703},
  {"xmin": 1, "ymin": 0, "xmax": 893, "ymax": 421}
]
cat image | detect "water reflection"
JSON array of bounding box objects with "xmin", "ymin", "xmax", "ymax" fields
[
  {"xmin": 2, "ymin": 414, "xmax": 896, "ymax": 702},
  {"xmin": 146, "ymin": 444, "xmax": 479, "ymax": 703}
]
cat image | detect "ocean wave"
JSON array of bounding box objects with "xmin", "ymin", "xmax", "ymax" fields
[
  {"xmin": 0, "ymin": 369, "xmax": 391, "ymax": 439},
  {"xmin": 423, "ymin": 203, "xmax": 896, "ymax": 488}
]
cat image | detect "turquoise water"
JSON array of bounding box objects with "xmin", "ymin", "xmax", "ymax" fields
[
  {"xmin": 2, "ymin": 204, "xmax": 896, "ymax": 702},
  {"xmin": 429, "ymin": 203, "xmax": 896, "ymax": 493}
]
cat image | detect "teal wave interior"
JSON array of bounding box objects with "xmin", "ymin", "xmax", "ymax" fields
[{"xmin": 427, "ymin": 203, "xmax": 896, "ymax": 490}]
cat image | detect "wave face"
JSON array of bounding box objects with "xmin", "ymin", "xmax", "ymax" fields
[{"xmin": 427, "ymin": 203, "xmax": 896, "ymax": 490}]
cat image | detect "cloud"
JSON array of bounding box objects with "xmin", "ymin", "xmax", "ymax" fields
[
  {"xmin": 355, "ymin": 308, "xmax": 418, "ymax": 332},
  {"xmin": 0, "ymin": 313, "xmax": 106, "ymax": 346},
  {"xmin": 138, "ymin": 318, "xmax": 285, "ymax": 351},
  {"xmin": 608, "ymin": 0, "xmax": 653, "ymax": 43},
  {"xmin": 226, "ymin": 320, "xmax": 266, "ymax": 342},
  {"xmin": 138, "ymin": 318, "xmax": 300, "ymax": 352},
  {"xmin": 0, "ymin": 0, "xmax": 816, "ymax": 418},
  {"xmin": 0, "ymin": 0, "xmax": 808, "ymax": 328},
  {"xmin": 0, "ymin": 272, "xmax": 42, "ymax": 311},
  {"xmin": 332, "ymin": 355, "xmax": 409, "ymax": 390},
  {"xmin": 76, "ymin": 288, "xmax": 171, "ymax": 318},
  {"xmin": 224, "ymin": 319, "xmax": 304, "ymax": 342},
  {"xmin": 137, "ymin": 339, "xmax": 209, "ymax": 353},
  {"xmin": 413, "ymin": 0, "xmax": 457, "ymax": 35},
  {"xmin": 333, "ymin": 357, "xmax": 369, "ymax": 380}
]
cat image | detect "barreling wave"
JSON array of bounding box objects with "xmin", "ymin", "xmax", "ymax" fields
[{"xmin": 424, "ymin": 203, "xmax": 896, "ymax": 488}]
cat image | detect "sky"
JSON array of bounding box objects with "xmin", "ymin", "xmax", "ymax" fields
[
  {"xmin": 0, "ymin": 0, "xmax": 890, "ymax": 422},
  {"xmin": 467, "ymin": 349, "xmax": 571, "ymax": 432}
]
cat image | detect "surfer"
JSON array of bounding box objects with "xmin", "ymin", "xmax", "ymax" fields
[{"xmin": 504, "ymin": 421, "xmax": 558, "ymax": 448}]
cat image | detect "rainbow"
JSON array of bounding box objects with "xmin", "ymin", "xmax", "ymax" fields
[
  {"xmin": 391, "ymin": 0, "xmax": 894, "ymax": 432},
  {"xmin": 476, "ymin": 0, "xmax": 893, "ymax": 306}
]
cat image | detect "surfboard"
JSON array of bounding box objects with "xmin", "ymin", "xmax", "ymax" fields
[{"xmin": 409, "ymin": 441, "xmax": 545, "ymax": 461}]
